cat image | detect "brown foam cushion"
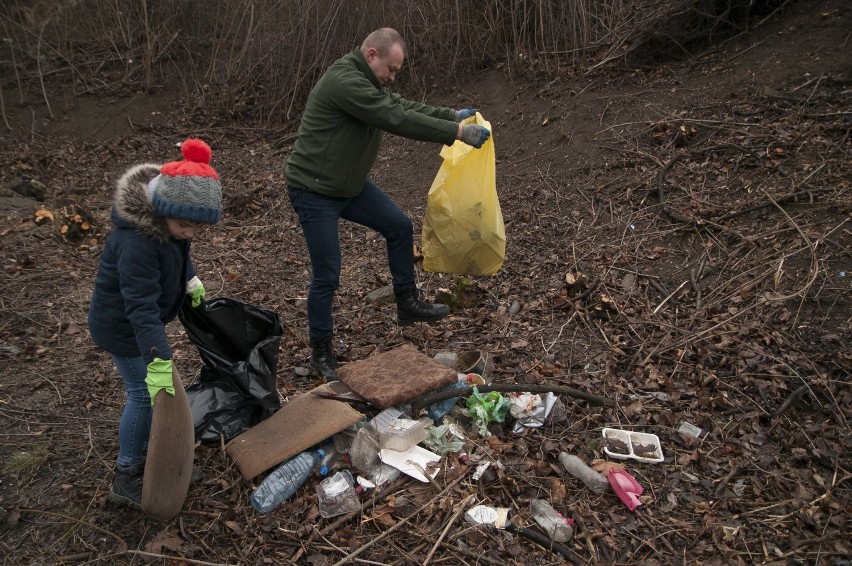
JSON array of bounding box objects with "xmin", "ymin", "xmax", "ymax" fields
[
  {"xmin": 225, "ymin": 383, "xmax": 364, "ymax": 480},
  {"xmin": 142, "ymin": 367, "xmax": 195, "ymax": 520},
  {"xmin": 337, "ymin": 343, "xmax": 457, "ymax": 409}
]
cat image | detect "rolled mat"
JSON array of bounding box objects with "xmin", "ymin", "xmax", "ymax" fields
[
  {"xmin": 225, "ymin": 383, "xmax": 364, "ymax": 480},
  {"xmin": 142, "ymin": 367, "xmax": 195, "ymax": 520},
  {"xmin": 337, "ymin": 343, "xmax": 457, "ymax": 409}
]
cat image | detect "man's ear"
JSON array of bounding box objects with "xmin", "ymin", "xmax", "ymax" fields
[{"xmin": 365, "ymin": 47, "xmax": 378, "ymax": 62}]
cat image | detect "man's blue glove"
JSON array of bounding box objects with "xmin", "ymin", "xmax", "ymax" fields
[
  {"xmin": 460, "ymin": 125, "xmax": 491, "ymax": 149},
  {"xmin": 454, "ymin": 108, "xmax": 477, "ymax": 122},
  {"xmin": 187, "ymin": 276, "xmax": 205, "ymax": 308},
  {"xmin": 145, "ymin": 358, "xmax": 174, "ymax": 405}
]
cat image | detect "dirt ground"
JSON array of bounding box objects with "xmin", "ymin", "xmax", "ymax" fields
[{"xmin": 1, "ymin": 1, "xmax": 850, "ymax": 565}]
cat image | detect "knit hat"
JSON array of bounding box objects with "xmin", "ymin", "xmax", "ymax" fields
[{"xmin": 151, "ymin": 139, "xmax": 222, "ymax": 224}]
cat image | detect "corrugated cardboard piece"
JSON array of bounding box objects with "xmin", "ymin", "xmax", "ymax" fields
[
  {"xmin": 337, "ymin": 343, "xmax": 457, "ymax": 409},
  {"xmin": 142, "ymin": 368, "xmax": 194, "ymax": 520},
  {"xmin": 225, "ymin": 383, "xmax": 364, "ymax": 480}
]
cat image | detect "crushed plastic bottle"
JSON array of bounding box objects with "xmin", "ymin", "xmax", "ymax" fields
[
  {"xmin": 316, "ymin": 470, "xmax": 362, "ymax": 518},
  {"xmin": 558, "ymin": 452, "xmax": 609, "ymax": 493},
  {"xmin": 250, "ymin": 450, "xmax": 322, "ymax": 513},
  {"xmin": 529, "ymin": 499, "xmax": 573, "ymax": 542}
]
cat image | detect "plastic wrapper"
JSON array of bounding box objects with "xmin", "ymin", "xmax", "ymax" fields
[
  {"xmin": 422, "ymin": 423, "xmax": 465, "ymax": 455},
  {"xmin": 178, "ymin": 297, "xmax": 283, "ymax": 443},
  {"xmin": 465, "ymin": 387, "xmax": 509, "ymax": 437},
  {"xmin": 509, "ymin": 392, "xmax": 559, "ymax": 433}
]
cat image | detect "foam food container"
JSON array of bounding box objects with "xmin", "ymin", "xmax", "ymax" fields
[{"xmin": 601, "ymin": 428, "xmax": 664, "ymax": 463}]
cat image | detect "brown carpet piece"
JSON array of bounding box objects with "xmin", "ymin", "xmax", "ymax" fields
[
  {"xmin": 142, "ymin": 368, "xmax": 194, "ymax": 520},
  {"xmin": 337, "ymin": 343, "xmax": 457, "ymax": 409},
  {"xmin": 225, "ymin": 383, "xmax": 364, "ymax": 480}
]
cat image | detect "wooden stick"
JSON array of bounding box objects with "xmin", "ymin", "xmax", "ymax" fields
[
  {"xmin": 506, "ymin": 525, "xmax": 584, "ymax": 564},
  {"xmin": 422, "ymin": 493, "xmax": 475, "ymax": 565},
  {"xmin": 331, "ymin": 471, "xmax": 470, "ymax": 566},
  {"xmin": 411, "ymin": 383, "xmax": 615, "ymax": 414}
]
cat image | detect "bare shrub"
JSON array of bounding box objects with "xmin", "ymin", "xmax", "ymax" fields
[{"xmin": 0, "ymin": 0, "xmax": 778, "ymax": 126}]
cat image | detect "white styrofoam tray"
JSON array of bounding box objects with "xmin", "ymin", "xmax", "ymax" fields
[{"xmin": 601, "ymin": 428, "xmax": 664, "ymax": 463}]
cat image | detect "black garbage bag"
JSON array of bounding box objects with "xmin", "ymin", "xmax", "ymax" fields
[{"xmin": 178, "ymin": 297, "xmax": 283, "ymax": 443}]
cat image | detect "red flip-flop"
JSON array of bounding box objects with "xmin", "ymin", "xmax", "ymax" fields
[{"xmin": 608, "ymin": 468, "xmax": 644, "ymax": 511}]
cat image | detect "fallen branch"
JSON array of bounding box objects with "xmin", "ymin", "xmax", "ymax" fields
[
  {"xmin": 18, "ymin": 508, "xmax": 126, "ymax": 552},
  {"xmin": 291, "ymin": 476, "xmax": 412, "ymax": 562},
  {"xmin": 422, "ymin": 493, "xmax": 475, "ymax": 565},
  {"xmin": 715, "ymin": 186, "xmax": 831, "ymax": 222},
  {"xmin": 411, "ymin": 383, "xmax": 615, "ymax": 414},
  {"xmin": 772, "ymin": 384, "xmax": 810, "ymax": 418},
  {"xmin": 506, "ymin": 525, "xmax": 584, "ymax": 564},
  {"xmin": 331, "ymin": 471, "xmax": 470, "ymax": 566}
]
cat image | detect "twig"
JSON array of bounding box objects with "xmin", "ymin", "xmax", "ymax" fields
[
  {"xmin": 714, "ymin": 466, "xmax": 742, "ymax": 498},
  {"xmin": 331, "ymin": 471, "xmax": 469, "ymax": 566},
  {"xmin": 422, "ymin": 493, "xmax": 475, "ymax": 565},
  {"xmin": 0, "ymin": 84, "xmax": 10, "ymax": 130},
  {"xmin": 125, "ymin": 551, "xmax": 234, "ymax": 566},
  {"xmin": 506, "ymin": 525, "xmax": 584, "ymax": 564},
  {"xmin": 690, "ymin": 257, "xmax": 706, "ymax": 311},
  {"xmin": 758, "ymin": 187, "xmax": 821, "ymax": 322},
  {"xmin": 652, "ymin": 280, "xmax": 688, "ymax": 314},
  {"xmin": 36, "ymin": 22, "xmax": 54, "ymax": 119},
  {"xmin": 772, "ymin": 384, "xmax": 810, "ymax": 418},
  {"xmin": 18, "ymin": 508, "xmax": 126, "ymax": 551},
  {"xmin": 89, "ymin": 95, "xmax": 138, "ymax": 137},
  {"xmin": 715, "ymin": 185, "xmax": 830, "ymax": 222},
  {"xmin": 720, "ymin": 40, "xmax": 767, "ymax": 66},
  {"xmin": 609, "ymin": 266, "xmax": 660, "ymax": 279},
  {"xmin": 319, "ymin": 477, "xmax": 409, "ymax": 538}
]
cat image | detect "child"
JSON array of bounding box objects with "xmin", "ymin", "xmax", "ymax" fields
[{"xmin": 88, "ymin": 138, "xmax": 222, "ymax": 509}]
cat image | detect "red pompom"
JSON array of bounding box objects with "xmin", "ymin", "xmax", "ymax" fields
[{"xmin": 181, "ymin": 139, "xmax": 212, "ymax": 164}]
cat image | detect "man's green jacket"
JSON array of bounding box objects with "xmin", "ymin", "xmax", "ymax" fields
[{"xmin": 285, "ymin": 49, "xmax": 458, "ymax": 197}]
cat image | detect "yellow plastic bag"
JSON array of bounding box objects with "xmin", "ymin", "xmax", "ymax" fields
[{"xmin": 422, "ymin": 113, "xmax": 505, "ymax": 275}]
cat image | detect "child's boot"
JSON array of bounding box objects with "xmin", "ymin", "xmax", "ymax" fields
[{"xmin": 108, "ymin": 463, "xmax": 144, "ymax": 510}]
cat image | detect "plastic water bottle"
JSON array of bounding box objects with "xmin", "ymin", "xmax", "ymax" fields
[
  {"xmin": 316, "ymin": 445, "xmax": 338, "ymax": 476},
  {"xmin": 250, "ymin": 450, "xmax": 322, "ymax": 513},
  {"xmin": 529, "ymin": 499, "xmax": 573, "ymax": 542},
  {"xmin": 558, "ymin": 452, "xmax": 609, "ymax": 493}
]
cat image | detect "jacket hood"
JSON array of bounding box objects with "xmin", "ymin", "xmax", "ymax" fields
[{"xmin": 113, "ymin": 162, "xmax": 170, "ymax": 241}]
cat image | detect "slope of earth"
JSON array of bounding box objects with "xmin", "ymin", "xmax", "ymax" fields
[{"xmin": 0, "ymin": 1, "xmax": 849, "ymax": 564}]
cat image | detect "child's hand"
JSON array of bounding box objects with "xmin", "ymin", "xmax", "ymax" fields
[
  {"xmin": 187, "ymin": 276, "xmax": 205, "ymax": 308},
  {"xmin": 145, "ymin": 358, "xmax": 174, "ymax": 405}
]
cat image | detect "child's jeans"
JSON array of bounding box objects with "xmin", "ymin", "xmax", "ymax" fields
[{"xmin": 111, "ymin": 355, "xmax": 152, "ymax": 468}]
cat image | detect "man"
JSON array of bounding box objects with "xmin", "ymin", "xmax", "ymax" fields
[{"xmin": 285, "ymin": 27, "xmax": 491, "ymax": 381}]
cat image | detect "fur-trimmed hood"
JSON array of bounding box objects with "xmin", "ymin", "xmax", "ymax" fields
[{"xmin": 113, "ymin": 162, "xmax": 170, "ymax": 241}]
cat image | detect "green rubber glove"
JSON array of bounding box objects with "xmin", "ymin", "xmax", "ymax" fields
[
  {"xmin": 145, "ymin": 358, "xmax": 174, "ymax": 405},
  {"xmin": 187, "ymin": 276, "xmax": 205, "ymax": 308}
]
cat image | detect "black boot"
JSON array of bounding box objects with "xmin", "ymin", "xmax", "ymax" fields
[
  {"xmin": 310, "ymin": 339, "xmax": 338, "ymax": 382},
  {"xmin": 396, "ymin": 286, "xmax": 450, "ymax": 326},
  {"xmin": 108, "ymin": 463, "xmax": 144, "ymax": 510}
]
